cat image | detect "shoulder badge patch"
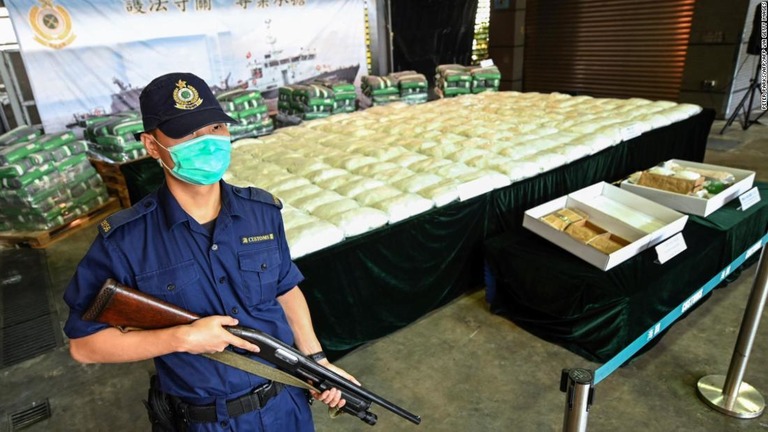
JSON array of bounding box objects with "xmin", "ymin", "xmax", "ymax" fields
[
  {"xmin": 99, "ymin": 218, "xmax": 112, "ymax": 234},
  {"xmin": 98, "ymin": 198, "xmax": 157, "ymax": 237},
  {"xmin": 173, "ymin": 80, "xmax": 203, "ymax": 110},
  {"xmin": 234, "ymin": 186, "xmax": 283, "ymax": 209}
]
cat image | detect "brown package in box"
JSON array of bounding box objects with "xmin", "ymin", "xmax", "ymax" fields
[
  {"xmin": 587, "ymin": 233, "xmax": 629, "ymax": 254},
  {"xmin": 637, "ymin": 171, "xmax": 704, "ymax": 195},
  {"xmin": 540, "ymin": 208, "xmax": 587, "ymax": 231},
  {"xmin": 565, "ymin": 220, "xmax": 629, "ymax": 254},
  {"xmin": 565, "ymin": 222, "xmax": 602, "ymax": 244}
]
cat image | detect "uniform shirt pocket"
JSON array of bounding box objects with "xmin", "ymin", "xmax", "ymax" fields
[
  {"xmin": 135, "ymin": 260, "xmax": 199, "ymax": 310},
  {"xmin": 238, "ymin": 247, "xmax": 281, "ymax": 305}
]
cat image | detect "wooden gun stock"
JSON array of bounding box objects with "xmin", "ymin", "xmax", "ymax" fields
[
  {"xmin": 82, "ymin": 278, "xmax": 421, "ymax": 427},
  {"xmin": 83, "ymin": 278, "xmax": 200, "ymax": 328}
]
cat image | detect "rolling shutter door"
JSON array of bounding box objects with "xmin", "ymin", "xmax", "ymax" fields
[{"xmin": 523, "ymin": 0, "xmax": 695, "ymax": 101}]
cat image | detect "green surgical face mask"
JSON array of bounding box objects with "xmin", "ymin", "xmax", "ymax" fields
[{"xmin": 153, "ymin": 134, "xmax": 231, "ymax": 185}]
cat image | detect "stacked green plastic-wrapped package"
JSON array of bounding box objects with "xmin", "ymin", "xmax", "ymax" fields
[
  {"xmin": 295, "ymin": 84, "xmax": 335, "ymax": 120},
  {"xmin": 0, "ymin": 125, "xmax": 109, "ymax": 232},
  {"xmin": 277, "ymin": 85, "xmax": 299, "ymax": 116},
  {"xmin": 361, "ymin": 75, "xmax": 400, "ymax": 106},
  {"xmin": 435, "ymin": 64, "xmax": 472, "ymax": 98},
  {"xmin": 278, "ymin": 84, "xmax": 335, "ymax": 120},
  {"xmin": 0, "ymin": 125, "xmax": 42, "ymax": 147},
  {"xmin": 389, "ymin": 70, "xmax": 428, "ymax": 105},
  {"xmin": 83, "ymin": 112, "xmax": 147, "ymax": 162},
  {"xmin": 313, "ymin": 79, "xmax": 357, "ymax": 114},
  {"xmin": 217, "ymin": 89, "xmax": 274, "ymax": 139},
  {"xmin": 469, "ymin": 65, "xmax": 501, "ymax": 93},
  {"xmin": 277, "ymin": 85, "xmax": 302, "ymax": 126}
]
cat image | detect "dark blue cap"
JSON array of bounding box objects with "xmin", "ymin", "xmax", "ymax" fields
[{"xmin": 139, "ymin": 72, "xmax": 236, "ymax": 139}]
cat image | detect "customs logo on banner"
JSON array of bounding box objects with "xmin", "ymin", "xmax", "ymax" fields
[{"xmin": 28, "ymin": 0, "xmax": 76, "ymax": 50}]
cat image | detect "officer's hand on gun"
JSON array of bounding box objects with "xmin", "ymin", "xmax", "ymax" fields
[
  {"xmin": 311, "ymin": 360, "xmax": 361, "ymax": 409},
  {"xmin": 178, "ymin": 315, "xmax": 261, "ymax": 355}
]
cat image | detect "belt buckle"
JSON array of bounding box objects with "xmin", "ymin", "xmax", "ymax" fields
[{"xmin": 253, "ymin": 381, "xmax": 274, "ymax": 406}]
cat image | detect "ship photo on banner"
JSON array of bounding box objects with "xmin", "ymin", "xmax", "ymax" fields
[{"xmin": 6, "ymin": 0, "xmax": 367, "ymax": 132}]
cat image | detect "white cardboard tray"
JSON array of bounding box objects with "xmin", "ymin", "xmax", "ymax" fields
[
  {"xmin": 523, "ymin": 182, "xmax": 688, "ymax": 271},
  {"xmin": 620, "ymin": 159, "xmax": 755, "ymax": 217}
]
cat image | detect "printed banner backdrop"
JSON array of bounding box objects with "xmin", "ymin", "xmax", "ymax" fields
[{"xmin": 7, "ymin": 0, "xmax": 367, "ymax": 132}]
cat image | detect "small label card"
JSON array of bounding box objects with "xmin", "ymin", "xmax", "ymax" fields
[
  {"xmin": 656, "ymin": 233, "xmax": 687, "ymax": 264},
  {"xmin": 457, "ymin": 177, "xmax": 488, "ymax": 201},
  {"xmin": 620, "ymin": 124, "xmax": 641, "ymax": 141},
  {"xmin": 738, "ymin": 187, "xmax": 760, "ymax": 211},
  {"xmin": 480, "ymin": 59, "xmax": 495, "ymax": 68}
]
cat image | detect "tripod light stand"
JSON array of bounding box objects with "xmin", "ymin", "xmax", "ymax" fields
[
  {"xmin": 721, "ymin": 58, "xmax": 767, "ymax": 134},
  {"xmin": 721, "ymin": 2, "xmax": 767, "ymax": 135}
]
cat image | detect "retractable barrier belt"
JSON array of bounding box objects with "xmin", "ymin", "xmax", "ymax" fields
[{"xmin": 594, "ymin": 232, "xmax": 768, "ymax": 384}]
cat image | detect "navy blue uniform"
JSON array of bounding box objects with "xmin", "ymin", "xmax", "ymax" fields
[{"xmin": 64, "ymin": 181, "xmax": 313, "ymax": 431}]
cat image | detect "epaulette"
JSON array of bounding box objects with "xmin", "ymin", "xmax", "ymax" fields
[
  {"xmin": 233, "ymin": 186, "xmax": 283, "ymax": 209},
  {"xmin": 98, "ymin": 197, "xmax": 157, "ymax": 237}
]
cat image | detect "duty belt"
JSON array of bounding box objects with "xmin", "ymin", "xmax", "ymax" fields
[{"xmin": 176, "ymin": 381, "xmax": 285, "ymax": 423}]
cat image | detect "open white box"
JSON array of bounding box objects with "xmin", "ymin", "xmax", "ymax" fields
[
  {"xmin": 523, "ymin": 182, "xmax": 688, "ymax": 271},
  {"xmin": 620, "ymin": 159, "xmax": 755, "ymax": 217}
]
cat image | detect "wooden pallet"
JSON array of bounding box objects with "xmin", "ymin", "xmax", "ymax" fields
[
  {"xmin": 90, "ymin": 159, "xmax": 134, "ymax": 208},
  {"xmin": 0, "ymin": 197, "xmax": 120, "ymax": 248}
]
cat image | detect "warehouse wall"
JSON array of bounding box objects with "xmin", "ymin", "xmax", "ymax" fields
[{"xmin": 488, "ymin": 0, "xmax": 757, "ymax": 119}]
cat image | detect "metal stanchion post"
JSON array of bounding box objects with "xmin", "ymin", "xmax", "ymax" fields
[
  {"xmin": 560, "ymin": 368, "xmax": 594, "ymax": 432},
  {"xmin": 697, "ymin": 246, "xmax": 768, "ymax": 418}
]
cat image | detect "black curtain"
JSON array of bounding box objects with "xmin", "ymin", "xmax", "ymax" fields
[{"xmin": 390, "ymin": 0, "xmax": 478, "ymax": 84}]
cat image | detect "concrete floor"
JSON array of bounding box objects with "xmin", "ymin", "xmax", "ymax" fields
[{"xmin": 1, "ymin": 118, "xmax": 768, "ymax": 432}]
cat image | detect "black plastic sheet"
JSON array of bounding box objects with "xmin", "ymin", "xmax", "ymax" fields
[
  {"xmin": 119, "ymin": 156, "xmax": 165, "ymax": 205},
  {"xmin": 391, "ymin": 0, "xmax": 479, "ymax": 85}
]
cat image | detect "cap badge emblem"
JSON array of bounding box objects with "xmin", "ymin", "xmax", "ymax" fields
[{"xmin": 173, "ymin": 80, "xmax": 203, "ymax": 110}]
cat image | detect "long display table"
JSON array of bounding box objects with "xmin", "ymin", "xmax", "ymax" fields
[
  {"xmin": 484, "ymin": 182, "xmax": 768, "ymax": 363},
  {"xmin": 297, "ymin": 109, "xmax": 715, "ymax": 359}
]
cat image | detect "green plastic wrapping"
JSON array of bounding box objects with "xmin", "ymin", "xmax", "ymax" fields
[
  {"xmin": 0, "ymin": 141, "xmax": 42, "ymax": 164},
  {"xmin": 0, "ymin": 125, "xmax": 42, "ymax": 147}
]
